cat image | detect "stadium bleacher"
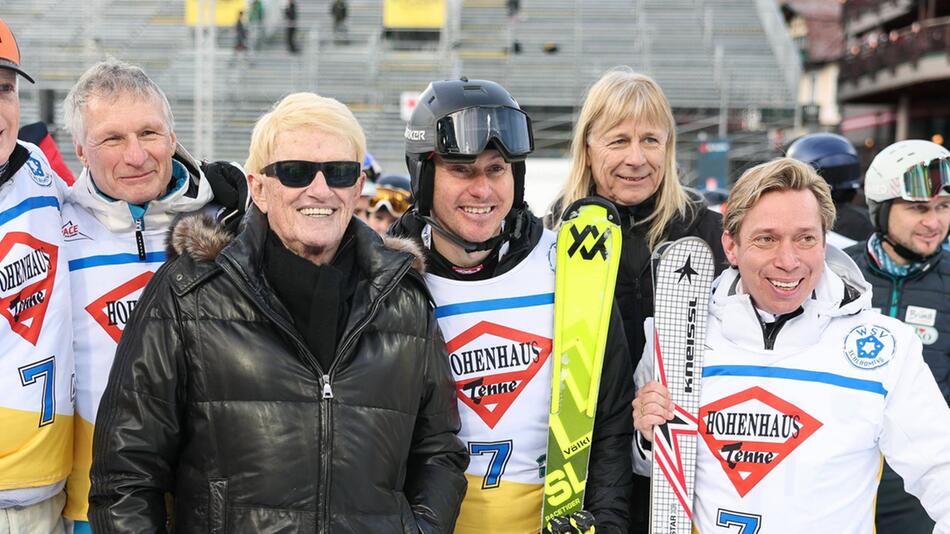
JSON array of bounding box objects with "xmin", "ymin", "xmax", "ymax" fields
[{"xmin": 4, "ymin": 0, "xmax": 799, "ymax": 180}]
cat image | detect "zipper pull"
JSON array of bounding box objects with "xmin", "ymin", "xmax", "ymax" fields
[
  {"xmin": 134, "ymin": 218, "xmax": 146, "ymax": 261},
  {"xmin": 322, "ymin": 374, "xmax": 333, "ymax": 399}
]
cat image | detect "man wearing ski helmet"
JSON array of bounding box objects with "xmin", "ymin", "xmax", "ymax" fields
[
  {"xmin": 391, "ymin": 78, "xmax": 633, "ymax": 532},
  {"xmin": 845, "ymin": 139, "xmax": 950, "ymax": 533},
  {"xmin": 787, "ymin": 132, "xmax": 875, "ymax": 246}
]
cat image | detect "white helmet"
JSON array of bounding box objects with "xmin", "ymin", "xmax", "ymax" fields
[{"xmin": 865, "ymin": 139, "xmax": 950, "ymax": 233}]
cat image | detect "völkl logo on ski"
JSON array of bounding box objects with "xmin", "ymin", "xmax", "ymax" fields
[
  {"xmin": 0, "ymin": 232, "xmax": 58, "ymax": 345},
  {"xmin": 566, "ymin": 225, "xmax": 608, "ymax": 260}
]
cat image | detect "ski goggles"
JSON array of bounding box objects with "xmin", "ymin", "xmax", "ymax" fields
[
  {"xmin": 435, "ymin": 106, "xmax": 534, "ymax": 161},
  {"xmin": 369, "ymin": 186, "xmax": 412, "ymax": 216},
  {"xmin": 901, "ymin": 157, "xmax": 950, "ymax": 201},
  {"xmin": 261, "ymin": 160, "xmax": 361, "ymax": 188}
]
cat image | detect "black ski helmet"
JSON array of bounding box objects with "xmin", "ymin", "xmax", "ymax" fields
[
  {"xmin": 376, "ymin": 173, "xmax": 412, "ymax": 196},
  {"xmin": 787, "ymin": 133, "xmax": 861, "ymax": 192},
  {"xmin": 405, "ymin": 77, "xmax": 534, "ymax": 217}
]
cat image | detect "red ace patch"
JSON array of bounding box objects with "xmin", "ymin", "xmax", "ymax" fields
[
  {"xmin": 85, "ymin": 271, "xmax": 154, "ymax": 343},
  {"xmin": 0, "ymin": 232, "xmax": 58, "ymax": 345},
  {"xmin": 699, "ymin": 387, "xmax": 822, "ymax": 497},
  {"xmin": 446, "ymin": 321, "xmax": 551, "ymax": 429}
]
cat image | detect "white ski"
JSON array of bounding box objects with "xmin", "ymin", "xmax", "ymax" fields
[{"xmin": 649, "ymin": 237, "xmax": 715, "ymax": 534}]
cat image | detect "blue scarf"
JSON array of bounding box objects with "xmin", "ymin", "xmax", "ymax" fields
[{"xmin": 868, "ymin": 233, "xmax": 927, "ymax": 278}]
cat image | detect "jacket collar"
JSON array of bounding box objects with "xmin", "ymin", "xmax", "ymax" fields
[
  {"xmin": 67, "ymin": 143, "xmax": 214, "ymax": 232},
  {"xmin": 709, "ymin": 245, "xmax": 872, "ymax": 351},
  {"xmin": 214, "ymin": 206, "xmax": 426, "ymax": 345},
  {"xmin": 0, "ymin": 142, "xmax": 31, "ymax": 187}
]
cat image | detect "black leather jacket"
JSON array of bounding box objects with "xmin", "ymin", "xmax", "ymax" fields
[{"xmin": 89, "ymin": 208, "xmax": 468, "ymax": 534}]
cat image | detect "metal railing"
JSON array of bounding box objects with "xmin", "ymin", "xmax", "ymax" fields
[{"xmin": 839, "ymin": 17, "xmax": 950, "ymax": 81}]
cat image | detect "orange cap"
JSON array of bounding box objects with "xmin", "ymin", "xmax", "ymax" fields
[{"xmin": 0, "ymin": 18, "xmax": 34, "ymax": 83}]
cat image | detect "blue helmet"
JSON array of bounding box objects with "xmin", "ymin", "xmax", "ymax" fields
[
  {"xmin": 363, "ymin": 151, "xmax": 382, "ymax": 182},
  {"xmin": 787, "ymin": 133, "xmax": 861, "ymax": 192}
]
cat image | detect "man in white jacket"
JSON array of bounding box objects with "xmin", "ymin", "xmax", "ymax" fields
[
  {"xmin": 632, "ymin": 158, "xmax": 950, "ymax": 533},
  {"xmin": 59, "ymin": 59, "xmax": 215, "ymax": 534}
]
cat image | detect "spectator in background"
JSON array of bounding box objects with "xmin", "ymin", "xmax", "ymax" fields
[
  {"xmin": 506, "ymin": 0, "xmax": 521, "ymax": 54},
  {"xmin": 285, "ymin": 0, "xmax": 299, "ymax": 54},
  {"xmin": 331, "ymin": 0, "xmax": 348, "ymax": 43},
  {"xmin": 249, "ymin": 0, "xmax": 265, "ymax": 50},
  {"xmin": 234, "ymin": 10, "xmax": 248, "ymax": 54},
  {"xmin": 546, "ymin": 67, "xmax": 726, "ymax": 533},
  {"xmin": 355, "ymin": 180, "xmax": 376, "ymax": 224},
  {"xmin": 787, "ymin": 132, "xmax": 875, "ymax": 248},
  {"xmin": 367, "ymin": 173, "xmax": 412, "ymax": 236}
]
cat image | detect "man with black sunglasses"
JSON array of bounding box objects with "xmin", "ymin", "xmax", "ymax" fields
[
  {"xmin": 846, "ymin": 139, "xmax": 950, "ymax": 533},
  {"xmin": 390, "ymin": 78, "xmax": 633, "ymax": 533},
  {"xmin": 89, "ymin": 92, "xmax": 467, "ymax": 533}
]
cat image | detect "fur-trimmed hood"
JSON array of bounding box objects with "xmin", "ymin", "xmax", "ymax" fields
[{"xmin": 166, "ymin": 207, "xmax": 426, "ymax": 275}]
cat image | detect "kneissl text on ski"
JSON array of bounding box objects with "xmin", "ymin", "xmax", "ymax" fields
[{"xmin": 649, "ymin": 237, "xmax": 715, "ymax": 533}]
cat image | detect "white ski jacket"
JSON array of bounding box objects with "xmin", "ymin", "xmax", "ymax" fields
[
  {"xmin": 0, "ymin": 141, "xmax": 73, "ymax": 507},
  {"xmin": 635, "ymin": 247, "xmax": 950, "ymax": 533},
  {"xmin": 62, "ymin": 147, "xmax": 213, "ymax": 521}
]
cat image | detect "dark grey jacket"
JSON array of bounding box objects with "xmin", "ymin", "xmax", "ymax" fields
[
  {"xmin": 846, "ymin": 239, "xmax": 950, "ymax": 403},
  {"xmin": 89, "ymin": 208, "xmax": 468, "ymax": 533}
]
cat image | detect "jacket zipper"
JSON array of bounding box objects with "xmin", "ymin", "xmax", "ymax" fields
[
  {"xmin": 888, "ymin": 277, "xmax": 904, "ymax": 318},
  {"xmin": 319, "ymin": 258, "xmax": 413, "ymax": 534},
  {"xmin": 134, "ymin": 217, "xmax": 147, "ymax": 260}
]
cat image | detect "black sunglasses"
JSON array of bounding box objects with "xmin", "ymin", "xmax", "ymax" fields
[{"xmin": 261, "ymin": 160, "xmax": 361, "ymax": 188}]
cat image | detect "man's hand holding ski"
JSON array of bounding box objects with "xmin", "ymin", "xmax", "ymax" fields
[{"xmin": 631, "ymin": 382, "xmax": 674, "ymax": 443}]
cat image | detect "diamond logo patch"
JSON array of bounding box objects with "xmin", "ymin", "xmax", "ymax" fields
[
  {"xmin": 446, "ymin": 321, "xmax": 551, "ymax": 429},
  {"xmin": 0, "ymin": 232, "xmax": 58, "ymax": 345},
  {"xmin": 85, "ymin": 271, "xmax": 154, "ymax": 343},
  {"xmin": 700, "ymin": 387, "xmax": 822, "ymax": 497}
]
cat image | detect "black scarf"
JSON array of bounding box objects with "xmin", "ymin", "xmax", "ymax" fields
[{"xmin": 262, "ymin": 228, "xmax": 357, "ymax": 371}]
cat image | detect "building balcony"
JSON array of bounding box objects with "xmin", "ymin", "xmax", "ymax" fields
[
  {"xmin": 839, "ymin": 18, "xmax": 950, "ymax": 103},
  {"xmin": 842, "ymin": 0, "xmax": 915, "ymax": 36}
]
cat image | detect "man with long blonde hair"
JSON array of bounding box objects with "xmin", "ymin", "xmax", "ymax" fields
[{"xmin": 548, "ymin": 67, "xmax": 725, "ymax": 531}]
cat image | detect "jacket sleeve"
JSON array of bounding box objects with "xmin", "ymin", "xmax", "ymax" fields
[
  {"xmin": 584, "ymin": 304, "xmax": 634, "ymax": 532},
  {"xmin": 404, "ymin": 304, "xmax": 469, "ymax": 533},
  {"xmin": 695, "ymin": 208, "xmax": 727, "ymax": 275},
  {"xmin": 630, "ymin": 318, "xmax": 656, "ymax": 477},
  {"xmin": 88, "ymin": 267, "xmax": 185, "ymax": 534},
  {"xmin": 878, "ymin": 332, "xmax": 950, "ymax": 529}
]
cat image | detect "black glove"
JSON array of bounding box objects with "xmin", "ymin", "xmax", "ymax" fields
[
  {"xmin": 544, "ymin": 510, "xmax": 596, "ymax": 534},
  {"xmin": 202, "ymin": 160, "xmax": 249, "ymax": 232}
]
